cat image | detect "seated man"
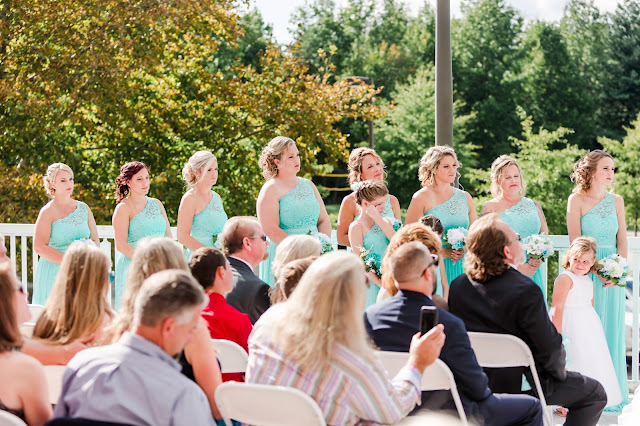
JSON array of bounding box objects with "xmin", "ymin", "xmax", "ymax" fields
[
  {"xmin": 53, "ymin": 270, "xmax": 214, "ymax": 425},
  {"xmin": 365, "ymin": 242, "xmax": 542, "ymax": 426},
  {"xmin": 449, "ymin": 214, "xmax": 607, "ymax": 426},
  {"xmin": 219, "ymin": 216, "xmax": 271, "ymax": 324}
]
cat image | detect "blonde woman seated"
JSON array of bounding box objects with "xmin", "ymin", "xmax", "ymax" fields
[
  {"xmin": 270, "ymin": 256, "xmax": 317, "ymax": 304},
  {"xmin": 271, "ymin": 234, "xmax": 321, "ymax": 283},
  {"xmin": 109, "ymin": 237, "xmax": 223, "ymax": 421},
  {"xmin": 376, "ymin": 223, "xmax": 449, "ymax": 310},
  {"xmin": 247, "ymin": 251, "xmax": 445, "ymax": 425},
  {"xmin": 33, "ymin": 242, "xmax": 113, "ymax": 347},
  {"xmin": 0, "ymin": 262, "xmax": 52, "ymax": 426}
]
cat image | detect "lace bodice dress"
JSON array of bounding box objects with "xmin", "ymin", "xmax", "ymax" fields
[
  {"xmin": 259, "ymin": 178, "xmax": 320, "ymax": 286},
  {"xmin": 32, "ymin": 202, "xmax": 91, "ymax": 305},
  {"xmin": 580, "ymin": 192, "xmax": 628, "ymax": 409},
  {"xmin": 114, "ymin": 197, "xmax": 167, "ymax": 308},
  {"xmin": 185, "ymin": 191, "xmax": 228, "ymax": 260},
  {"xmin": 501, "ymin": 197, "xmax": 547, "ymax": 305},
  {"xmin": 425, "ymin": 189, "xmax": 470, "ymax": 285}
]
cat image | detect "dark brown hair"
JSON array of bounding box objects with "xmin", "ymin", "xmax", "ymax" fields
[
  {"xmin": 115, "ymin": 161, "xmax": 148, "ymax": 203},
  {"xmin": 464, "ymin": 214, "xmax": 510, "ymax": 282},
  {"xmin": 419, "ymin": 215, "xmax": 444, "ymax": 237},
  {"xmin": 0, "ymin": 262, "xmax": 23, "ymax": 352},
  {"xmin": 189, "ymin": 247, "xmax": 228, "ymax": 291}
]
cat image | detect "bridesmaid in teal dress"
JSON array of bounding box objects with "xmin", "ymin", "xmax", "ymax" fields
[
  {"xmin": 482, "ymin": 156, "xmax": 549, "ymax": 305},
  {"xmin": 257, "ymin": 137, "xmax": 331, "ymax": 286},
  {"xmin": 337, "ymin": 147, "xmax": 402, "ymax": 249},
  {"xmin": 348, "ymin": 181, "xmax": 400, "ymax": 307},
  {"xmin": 112, "ymin": 162, "xmax": 172, "ymax": 308},
  {"xmin": 177, "ymin": 151, "xmax": 228, "ymax": 260},
  {"xmin": 33, "ymin": 163, "xmax": 100, "ymax": 305},
  {"xmin": 567, "ymin": 150, "xmax": 629, "ymax": 411},
  {"xmin": 406, "ymin": 146, "xmax": 477, "ymax": 285}
]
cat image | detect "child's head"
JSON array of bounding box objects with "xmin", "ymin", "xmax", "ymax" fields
[
  {"xmin": 419, "ymin": 215, "xmax": 444, "ymax": 237},
  {"xmin": 354, "ymin": 180, "xmax": 389, "ymax": 213},
  {"xmin": 562, "ymin": 237, "xmax": 599, "ymax": 275}
]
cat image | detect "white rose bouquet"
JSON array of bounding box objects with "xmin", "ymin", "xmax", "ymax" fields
[
  {"xmin": 598, "ymin": 254, "xmax": 631, "ymax": 287},
  {"xmin": 522, "ymin": 234, "xmax": 554, "ymax": 260},
  {"xmin": 308, "ymin": 231, "xmax": 333, "ymax": 254},
  {"xmin": 358, "ymin": 246, "xmax": 381, "ymax": 278},
  {"xmin": 443, "ymin": 227, "xmax": 468, "ymax": 250}
]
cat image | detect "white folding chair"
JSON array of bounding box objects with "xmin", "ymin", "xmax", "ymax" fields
[
  {"xmin": 43, "ymin": 365, "xmax": 66, "ymax": 405},
  {"xmin": 215, "ymin": 382, "xmax": 326, "ymax": 426},
  {"xmin": 467, "ymin": 332, "xmax": 553, "ymax": 426},
  {"xmin": 27, "ymin": 304, "xmax": 45, "ymax": 322},
  {"xmin": 18, "ymin": 322, "xmax": 34, "ymax": 338},
  {"xmin": 376, "ymin": 351, "xmax": 468, "ymax": 426},
  {"xmin": 0, "ymin": 410, "xmax": 27, "ymax": 426},
  {"xmin": 211, "ymin": 339, "xmax": 248, "ymax": 374}
]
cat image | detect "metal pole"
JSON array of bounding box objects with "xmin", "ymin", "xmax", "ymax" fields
[
  {"xmin": 368, "ymin": 77, "xmax": 374, "ymax": 149},
  {"xmin": 435, "ymin": 0, "xmax": 453, "ymax": 147}
]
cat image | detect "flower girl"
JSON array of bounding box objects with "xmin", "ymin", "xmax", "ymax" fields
[{"xmin": 550, "ymin": 237, "xmax": 622, "ymax": 409}]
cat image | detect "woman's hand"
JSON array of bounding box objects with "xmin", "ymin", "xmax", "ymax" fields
[
  {"xmin": 442, "ymin": 248, "xmax": 464, "ymax": 262},
  {"xmin": 597, "ymin": 273, "xmax": 616, "ymax": 288}
]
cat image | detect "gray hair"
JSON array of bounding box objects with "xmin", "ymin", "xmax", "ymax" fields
[{"xmin": 133, "ymin": 269, "xmax": 207, "ymax": 328}]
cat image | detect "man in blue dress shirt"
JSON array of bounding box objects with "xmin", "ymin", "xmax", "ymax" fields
[
  {"xmin": 53, "ymin": 269, "xmax": 215, "ymax": 425},
  {"xmin": 364, "ymin": 242, "xmax": 543, "ymax": 426}
]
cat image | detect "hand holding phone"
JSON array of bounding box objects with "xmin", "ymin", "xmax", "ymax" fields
[{"xmin": 420, "ymin": 306, "xmax": 439, "ymax": 335}]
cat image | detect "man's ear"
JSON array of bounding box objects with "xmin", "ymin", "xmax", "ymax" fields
[{"xmin": 161, "ymin": 316, "xmax": 176, "ymax": 339}]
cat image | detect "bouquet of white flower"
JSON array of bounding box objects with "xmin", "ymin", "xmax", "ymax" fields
[
  {"xmin": 308, "ymin": 231, "xmax": 333, "ymax": 254},
  {"xmin": 76, "ymin": 238, "xmax": 97, "ymax": 247},
  {"xmin": 522, "ymin": 234, "xmax": 554, "ymax": 260},
  {"xmin": 598, "ymin": 254, "xmax": 631, "ymax": 287},
  {"xmin": 358, "ymin": 246, "xmax": 381, "ymax": 278},
  {"xmin": 443, "ymin": 227, "xmax": 467, "ymax": 250}
]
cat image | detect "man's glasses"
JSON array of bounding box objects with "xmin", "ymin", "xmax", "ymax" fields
[{"xmin": 248, "ymin": 234, "xmax": 268, "ymax": 242}]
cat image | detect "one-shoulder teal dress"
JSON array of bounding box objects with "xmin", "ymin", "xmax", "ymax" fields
[
  {"xmin": 425, "ymin": 189, "xmax": 470, "ymax": 285},
  {"xmin": 259, "ymin": 178, "xmax": 320, "ymax": 286},
  {"xmin": 32, "ymin": 202, "xmax": 91, "ymax": 305},
  {"xmin": 361, "ymin": 220, "xmax": 401, "ymax": 307},
  {"xmin": 185, "ymin": 191, "xmax": 228, "ymax": 261},
  {"xmin": 501, "ymin": 197, "xmax": 547, "ymax": 306},
  {"xmin": 581, "ymin": 192, "xmax": 628, "ymax": 410},
  {"xmin": 114, "ymin": 197, "xmax": 167, "ymax": 308}
]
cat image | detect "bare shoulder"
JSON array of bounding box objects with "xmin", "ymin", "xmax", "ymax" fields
[
  {"xmin": 389, "ymin": 194, "xmax": 400, "ymax": 206},
  {"xmin": 567, "ymin": 192, "xmax": 584, "ymax": 205},
  {"xmin": 554, "ymin": 273, "xmax": 573, "ymax": 288},
  {"xmin": 113, "ymin": 200, "xmax": 132, "ymax": 215},
  {"xmin": 482, "ymin": 198, "xmax": 499, "ymax": 214},
  {"xmin": 37, "ymin": 200, "xmax": 56, "ymax": 218},
  {"xmin": 612, "ymin": 193, "xmax": 625, "ymax": 206},
  {"xmin": 258, "ymin": 179, "xmax": 278, "ymax": 199}
]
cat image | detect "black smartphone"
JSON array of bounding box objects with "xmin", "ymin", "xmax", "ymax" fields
[{"xmin": 419, "ymin": 306, "xmax": 439, "ymax": 335}]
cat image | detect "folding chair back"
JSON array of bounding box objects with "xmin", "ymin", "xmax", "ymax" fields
[
  {"xmin": 27, "ymin": 304, "xmax": 45, "ymax": 322},
  {"xmin": 215, "ymin": 382, "xmax": 326, "ymax": 426},
  {"xmin": 0, "ymin": 410, "xmax": 27, "ymax": 426},
  {"xmin": 211, "ymin": 339, "xmax": 248, "ymax": 374}
]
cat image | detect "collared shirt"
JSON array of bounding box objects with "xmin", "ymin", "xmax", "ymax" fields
[
  {"xmin": 228, "ymin": 255, "xmax": 254, "ymax": 272},
  {"xmin": 246, "ymin": 306, "xmax": 422, "ymax": 426},
  {"xmin": 53, "ymin": 332, "xmax": 215, "ymax": 426}
]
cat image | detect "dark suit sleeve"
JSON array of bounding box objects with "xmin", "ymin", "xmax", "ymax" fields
[
  {"xmin": 440, "ymin": 314, "xmax": 491, "ymax": 401},
  {"xmin": 250, "ymin": 283, "xmax": 271, "ymax": 324},
  {"xmin": 516, "ymin": 283, "xmax": 566, "ymax": 381}
]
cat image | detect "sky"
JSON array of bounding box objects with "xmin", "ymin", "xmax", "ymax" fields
[{"xmin": 251, "ymin": 0, "xmax": 622, "ymax": 45}]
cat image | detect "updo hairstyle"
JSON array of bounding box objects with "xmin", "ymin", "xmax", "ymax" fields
[
  {"xmin": 347, "ymin": 148, "xmax": 385, "ymax": 185},
  {"xmin": 490, "ymin": 155, "xmax": 525, "ymax": 198},
  {"xmin": 114, "ymin": 161, "xmax": 148, "ymax": 203},
  {"xmin": 43, "ymin": 163, "xmax": 74, "ymax": 198},
  {"xmin": 418, "ymin": 146, "xmax": 460, "ymax": 187},
  {"xmin": 571, "ymin": 150, "xmax": 613, "ymax": 194},
  {"xmin": 182, "ymin": 151, "xmax": 216, "ymax": 188},
  {"xmin": 354, "ymin": 180, "xmax": 389, "ymax": 205},
  {"xmin": 258, "ymin": 136, "xmax": 296, "ymax": 180}
]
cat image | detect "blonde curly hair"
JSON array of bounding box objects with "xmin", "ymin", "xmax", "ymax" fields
[
  {"xmin": 182, "ymin": 151, "xmax": 216, "ymax": 188},
  {"xmin": 490, "ymin": 155, "xmax": 526, "ymax": 198},
  {"xmin": 258, "ymin": 136, "xmax": 296, "ymax": 180},
  {"xmin": 418, "ymin": 146, "xmax": 460, "ymax": 187},
  {"xmin": 571, "ymin": 150, "xmax": 613, "ymax": 194},
  {"xmin": 43, "ymin": 163, "xmax": 74, "ymax": 198},
  {"xmin": 347, "ymin": 147, "xmax": 385, "ymax": 185}
]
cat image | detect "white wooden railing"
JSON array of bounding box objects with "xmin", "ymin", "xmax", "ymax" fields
[{"xmin": 1, "ymin": 224, "xmax": 638, "ymax": 385}]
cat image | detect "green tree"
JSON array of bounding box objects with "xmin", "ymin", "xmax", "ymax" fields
[
  {"xmin": 452, "ymin": 0, "xmax": 525, "ymax": 167},
  {"xmin": 376, "ymin": 65, "xmax": 475, "ymax": 205},
  {"xmin": 600, "ymin": 112, "xmax": 640, "ymax": 233}
]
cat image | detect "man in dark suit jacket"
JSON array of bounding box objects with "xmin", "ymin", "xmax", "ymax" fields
[
  {"xmin": 365, "ymin": 242, "xmax": 542, "ymax": 426},
  {"xmin": 219, "ymin": 216, "xmax": 271, "ymax": 324},
  {"xmin": 449, "ymin": 214, "xmax": 607, "ymax": 426}
]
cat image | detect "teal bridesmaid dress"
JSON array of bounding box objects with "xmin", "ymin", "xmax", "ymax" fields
[
  {"xmin": 259, "ymin": 178, "xmax": 320, "ymax": 286},
  {"xmin": 501, "ymin": 197, "xmax": 547, "ymax": 306},
  {"xmin": 114, "ymin": 197, "xmax": 167, "ymax": 308},
  {"xmin": 425, "ymin": 189, "xmax": 470, "ymax": 285},
  {"xmin": 361, "ymin": 220, "xmax": 402, "ymax": 307},
  {"xmin": 581, "ymin": 192, "xmax": 628, "ymax": 410},
  {"xmin": 32, "ymin": 202, "xmax": 91, "ymax": 305},
  {"xmin": 185, "ymin": 191, "xmax": 228, "ymax": 261}
]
